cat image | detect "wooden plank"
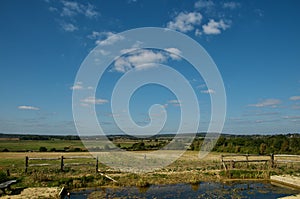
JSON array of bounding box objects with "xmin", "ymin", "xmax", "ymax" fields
[
  {"xmin": 275, "ymin": 155, "xmax": 300, "ymax": 158},
  {"xmin": 29, "ymin": 158, "xmax": 60, "ymax": 160},
  {"xmin": 222, "ymin": 160, "xmax": 269, "ymax": 163},
  {"xmin": 222, "ymin": 154, "xmax": 270, "ymax": 157},
  {"xmin": 63, "ymin": 156, "xmax": 94, "ymax": 159},
  {"xmin": 64, "ymin": 163, "xmax": 94, "ymax": 166},
  {"xmin": 29, "ymin": 163, "xmax": 53, "ymax": 167},
  {"xmin": 276, "ymin": 160, "xmax": 300, "ymax": 163},
  {"xmin": 98, "ymin": 172, "xmax": 118, "ymax": 183}
]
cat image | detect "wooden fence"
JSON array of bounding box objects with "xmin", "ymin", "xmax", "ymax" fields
[
  {"xmin": 25, "ymin": 155, "xmax": 98, "ymax": 173},
  {"xmin": 220, "ymin": 154, "xmax": 300, "ymax": 170}
]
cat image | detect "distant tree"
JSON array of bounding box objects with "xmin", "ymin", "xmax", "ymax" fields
[
  {"xmin": 259, "ymin": 143, "xmax": 267, "ymax": 155},
  {"xmin": 280, "ymin": 140, "xmax": 289, "ymax": 153},
  {"xmin": 39, "ymin": 146, "xmax": 47, "ymax": 152},
  {"xmin": 50, "ymin": 148, "xmax": 56, "ymax": 152}
]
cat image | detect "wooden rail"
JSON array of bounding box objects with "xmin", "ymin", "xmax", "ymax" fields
[
  {"xmin": 274, "ymin": 154, "xmax": 300, "ymax": 164},
  {"xmin": 221, "ymin": 154, "xmax": 300, "ymax": 171},
  {"xmin": 220, "ymin": 154, "xmax": 273, "ymax": 171},
  {"xmin": 25, "ymin": 155, "xmax": 99, "ymax": 173}
]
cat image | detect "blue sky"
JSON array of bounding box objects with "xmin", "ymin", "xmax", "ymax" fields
[{"xmin": 0, "ymin": 0, "xmax": 299, "ymax": 135}]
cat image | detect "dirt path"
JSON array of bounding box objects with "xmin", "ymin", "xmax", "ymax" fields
[{"xmin": 0, "ymin": 187, "xmax": 61, "ymax": 199}]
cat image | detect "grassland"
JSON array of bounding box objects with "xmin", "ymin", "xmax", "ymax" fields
[
  {"xmin": 0, "ymin": 139, "xmax": 300, "ymax": 197},
  {"xmin": 0, "ymin": 140, "xmax": 85, "ymax": 152}
]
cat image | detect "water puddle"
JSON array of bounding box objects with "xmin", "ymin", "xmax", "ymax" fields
[{"xmin": 69, "ymin": 181, "xmax": 300, "ymax": 199}]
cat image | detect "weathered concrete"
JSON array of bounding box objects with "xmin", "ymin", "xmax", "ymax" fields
[
  {"xmin": 278, "ymin": 194, "xmax": 300, "ymax": 199},
  {"xmin": 271, "ymin": 175, "xmax": 300, "ymax": 189}
]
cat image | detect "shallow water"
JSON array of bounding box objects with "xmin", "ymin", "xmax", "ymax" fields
[{"xmin": 69, "ymin": 181, "xmax": 300, "ymax": 199}]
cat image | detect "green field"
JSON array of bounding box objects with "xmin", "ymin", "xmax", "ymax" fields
[{"xmin": 0, "ymin": 140, "xmax": 85, "ymax": 152}]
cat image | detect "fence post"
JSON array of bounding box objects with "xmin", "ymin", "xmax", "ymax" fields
[
  {"xmin": 246, "ymin": 154, "xmax": 249, "ymax": 168},
  {"xmin": 270, "ymin": 153, "xmax": 274, "ymax": 168},
  {"xmin": 60, "ymin": 156, "xmax": 64, "ymax": 171},
  {"xmin": 25, "ymin": 156, "xmax": 28, "ymax": 173},
  {"xmin": 96, "ymin": 156, "xmax": 99, "ymax": 173}
]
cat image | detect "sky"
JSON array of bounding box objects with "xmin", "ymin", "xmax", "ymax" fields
[{"xmin": 0, "ymin": 0, "xmax": 300, "ymax": 135}]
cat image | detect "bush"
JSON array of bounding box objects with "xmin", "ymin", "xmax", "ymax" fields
[
  {"xmin": 0, "ymin": 171, "xmax": 8, "ymax": 183},
  {"xmin": 39, "ymin": 146, "xmax": 47, "ymax": 152}
]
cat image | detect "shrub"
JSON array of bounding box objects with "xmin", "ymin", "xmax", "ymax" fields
[
  {"xmin": 39, "ymin": 146, "xmax": 47, "ymax": 152},
  {"xmin": 0, "ymin": 170, "xmax": 8, "ymax": 183}
]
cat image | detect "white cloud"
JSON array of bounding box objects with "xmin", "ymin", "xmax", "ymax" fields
[
  {"xmin": 49, "ymin": 6, "xmax": 58, "ymax": 12},
  {"xmin": 70, "ymin": 82, "xmax": 93, "ymax": 90},
  {"xmin": 120, "ymin": 41, "xmax": 143, "ymax": 54},
  {"xmin": 195, "ymin": 29, "xmax": 202, "ymax": 36},
  {"xmin": 223, "ymin": 2, "xmax": 241, "ymax": 9},
  {"xmin": 87, "ymin": 31, "xmax": 103, "ymax": 39},
  {"xmin": 84, "ymin": 3, "xmax": 98, "ymax": 18},
  {"xmin": 61, "ymin": 1, "xmax": 80, "ymax": 17},
  {"xmin": 113, "ymin": 49, "xmax": 180, "ymax": 73},
  {"xmin": 194, "ymin": 0, "xmax": 214, "ymax": 9},
  {"xmin": 18, "ymin": 106, "xmax": 40, "ymax": 111},
  {"xmin": 201, "ymin": 89, "xmax": 215, "ymax": 94},
  {"xmin": 70, "ymin": 82, "xmax": 83, "ymax": 90},
  {"xmin": 248, "ymin": 99, "xmax": 281, "ymax": 108},
  {"xmin": 61, "ymin": 23, "xmax": 78, "ymax": 32},
  {"xmin": 290, "ymin": 96, "xmax": 300, "ymax": 101},
  {"xmin": 167, "ymin": 12, "xmax": 202, "ymax": 33},
  {"xmin": 164, "ymin": 48, "xmax": 182, "ymax": 60},
  {"xmin": 202, "ymin": 19, "xmax": 230, "ymax": 35},
  {"xmin": 60, "ymin": 0, "xmax": 98, "ymax": 18},
  {"xmin": 81, "ymin": 96, "xmax": 108, "ymax": 105},
  {"xmin": 95, "ymin": 32, "xmax": 124, "ymax": 46}
]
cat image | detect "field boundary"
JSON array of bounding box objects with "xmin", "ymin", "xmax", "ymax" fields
[
  {"xmin": 25, "ymin": 155, "xmax": 99, "ymax": 173},
  {"xmin": 221, "ymin": 154, "xmax": 300, "ymax": 171}
]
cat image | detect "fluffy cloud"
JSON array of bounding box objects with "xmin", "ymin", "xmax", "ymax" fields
[
  {"xmin": 167, "ymin": 12, "xmax": 202, "ymax": 33},
  {"xmin": 61, "ymin": 23, "xmax": 78, "ymax": 32},
  {"xmin": 248, "ymin": 99, "xmax": 281, "ymax": 108},
  {"xmin": 290, "ymin": 96, "xmax": 300, "ymax": 101},
  {"xmin": 90, "ymin": 32, "xmax": 124, "ymax": 46},
  {"xmin": 164, "ymin": 48, "xmax": 182, "ymax": 60},
  {"xmin": 202, "ymin": 19, "xmax": 230, "ymax": 35},
  {"xmin": 18, "ymin": 106, "xmax": 40, "ymax": 111},
  {"xmin": 61, "ymin": 0, "xmax": 98, "ymax": 18},
  {"xmin": 47, "ymin": 1, "xmax": 98, "ymax": 32},
  {"xmin": 113, "ymin": 49, "xmax": 181, "ymax": 73}
]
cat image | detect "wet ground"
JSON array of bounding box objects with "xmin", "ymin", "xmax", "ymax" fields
[{"xmin": 69, "ymin": 181, "xmax": 300, "ymax": 199}]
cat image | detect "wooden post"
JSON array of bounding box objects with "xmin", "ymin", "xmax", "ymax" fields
[
  {"xmin": 221, "ymin": 155, "xmax": 227, "ymax": 171},
  {"xmin": 270, "ymin": 153, "xmax": 274, "ymax": 168},
  {"xmin": 60, "ymin": 156, "xmax": 64, "ymax": 171},
  {"xmin": 96, "ymin": 156, "xmax": 99, "ymax": 173},
  {"xmin": 25, "ymin": 156, "xmax": 28, "ymax": 173}
]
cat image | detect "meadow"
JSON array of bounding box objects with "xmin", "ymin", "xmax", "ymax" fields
[{"xmin": 0, "ymin": 135, "xmax": 300, "ymax": 193}]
